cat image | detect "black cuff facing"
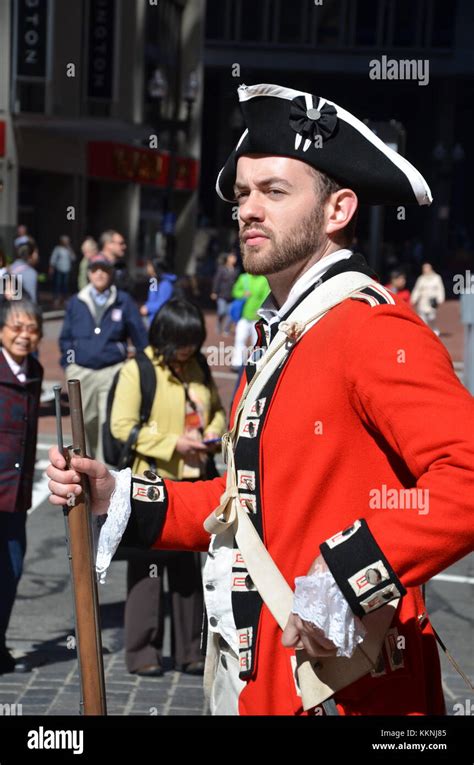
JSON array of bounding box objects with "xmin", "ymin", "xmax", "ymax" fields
[
  {"xmin": 121, "ymin": 470, "xmax": 169, "ymax": 549},
  {"xmin": 320, "ymin": 518, "xmax": 406, "ymax": 618}
]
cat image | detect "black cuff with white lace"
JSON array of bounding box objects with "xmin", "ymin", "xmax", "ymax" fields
[
  {"xmin": 319, "ymin": 519, "xmax": 406, "ymax": 618},
  {"xmin": 96, "ymin": 469, "xmax": 169, "ymax": 583}
]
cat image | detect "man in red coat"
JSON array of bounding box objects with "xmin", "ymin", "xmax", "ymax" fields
[{"xmin": 47, "ymin": 84, "xmax": 474, "ymax": 715}]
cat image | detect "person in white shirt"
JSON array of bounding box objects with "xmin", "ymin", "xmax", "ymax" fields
[
  {"xmin": 410, "ymin": 262, "xmax": 445, "ymax": 335},
  {"xmin": 49, "ymin": 235, "xmax": 76, "ymax": 308}
]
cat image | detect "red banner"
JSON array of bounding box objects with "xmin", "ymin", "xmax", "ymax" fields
[
  {"xmin": 88, "ymin": 142, "xmax": 169, "ymax": 186},
  {"xmin": 87, "ymin": 142, "xmax": 199, "ymax": 190},
  {"xmin": 0, "ymin": 122, "xmax": 5, "ymax": 157},
  {"xmin": 174, "ymin": 156, "xmax": 199, "ymax": 191}
]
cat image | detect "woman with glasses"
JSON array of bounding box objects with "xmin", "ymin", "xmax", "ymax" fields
[{"xmin": 0, "ymin": 298, "xmax": 43, "ymax": 674}]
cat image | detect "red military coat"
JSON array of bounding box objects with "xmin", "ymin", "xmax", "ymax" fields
[{"xmin": 148, "ymin": 295, "xmax": 474, "ymax": 715}]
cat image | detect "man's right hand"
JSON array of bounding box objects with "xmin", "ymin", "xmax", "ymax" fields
[{"xmin": 47, "ymin": 446, "xmax": 115, "ymax": 516}]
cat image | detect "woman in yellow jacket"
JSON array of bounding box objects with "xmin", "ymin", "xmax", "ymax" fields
[{"xmin": 110, "ymin": 299, "xmax": 226, "ymax": 677}]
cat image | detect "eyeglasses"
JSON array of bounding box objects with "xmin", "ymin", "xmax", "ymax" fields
[{"xmin": 4, "ymin": 323, "xmax": 40, "ymax": 335}]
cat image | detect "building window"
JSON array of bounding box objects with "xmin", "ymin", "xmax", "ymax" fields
[
  {"xmin": 354, "ymin": 0, "xmax": 378, "ymax": 46},
  {"xmin": 392, "ymin": 0, "xmax": 418, "ymax": 47},
  {"xmin": 14, "ymin": 82, "xmax": 46, "ymax": 113},
  {"xmin": 205, "ymin": 0, "xmax": 230, "ymax": 40},
  {"xmin": 277, "ymin": 0, "xmax": 305, "ymax": 44},
  {"xmin": 238, "ymin": 0, "xmax": 266, "ymax": 42},
  {"xmin": 315, "ymin": 0, "xmax": 344, "ymax": 47},
  {"xmin": 144, "ymin": 0, "xmax": 182, "ymax": 127},
  {"xmin": 430, "ymin": 0, "xmax": 456, "ymax": 47}
]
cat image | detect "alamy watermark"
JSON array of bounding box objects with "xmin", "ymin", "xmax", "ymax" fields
[
  {"xmin": 0, "ymin": 273, "xmax": 23, "ymax": 300},
  {"xmin": 453, "ymin": 271, "xmax": 474, "ymax": 294},
  {"xmin": 205, "ymin": 342, "xmax": 265, "ymax": 368},
  {"xmin": 369, "ymin": 484, "xmax": 429, "ymax": 515},
  {"xmin": 0, "ymin": 702, "xmax": 23, "ymax": 715},
  {"xmin": 369, "ymin": 55, "xmax": 429, "ymax": 87},
  {"xmin": 27, "ymin": 726, "xmax": 84, "ymax": 755}
]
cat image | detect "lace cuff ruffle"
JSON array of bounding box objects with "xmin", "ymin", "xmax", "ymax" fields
[
  {"xmin": 96, "ymin": 468, "xmax": 132, "ymax": 583},
  {"xmin": 293, "ymin": 570, "xmax": 367, "ymax": 658}
]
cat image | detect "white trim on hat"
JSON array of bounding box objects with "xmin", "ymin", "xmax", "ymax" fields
[
  {"xmin": 238, "ymin": 83, "xmax": 305, "ymax": 102},
  {"xmin": 236, "ymin": 84, "xmax": 432, "ymax": 206},
  {"xmin": 216, "ymin": 128, "xmax": 249, "ymax": 201},
  {"xmin": 334, "ymin": 101, "xmax": 432, "ymax": 206},
  {"xmin": 236, "ymin": 127, "xmax": 249, "ymax": 149}
]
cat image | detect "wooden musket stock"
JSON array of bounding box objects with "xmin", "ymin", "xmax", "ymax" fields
[{"xmin": 64, "ymin": 379, "xmax": 107, "ymax": 715}]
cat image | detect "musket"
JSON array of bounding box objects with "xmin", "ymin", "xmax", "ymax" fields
[{"xmin": 54, "ymin": 381, "xmax": 107, "ymax": 715}]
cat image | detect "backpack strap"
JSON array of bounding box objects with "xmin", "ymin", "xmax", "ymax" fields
[
  {"xmin": 135, "ymin": 350, "xmax": 157, "ymax": 424},
  {"xmin": 117, "ymin": 351, "xmax": 157, "ymax": 470}
]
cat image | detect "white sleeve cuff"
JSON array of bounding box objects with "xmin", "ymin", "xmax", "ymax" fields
[
  {"xmin": 292, "ymin": 570, "xmax": 367, "ymax": 658},
  {"xmin": 95, "ymin": 468, "xmax": 132, "ymax": 583}
]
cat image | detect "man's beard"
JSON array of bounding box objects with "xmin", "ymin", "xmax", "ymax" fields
[{"xmin": 239, "ymin": 204, "xmax": 325, "ymax": 275}]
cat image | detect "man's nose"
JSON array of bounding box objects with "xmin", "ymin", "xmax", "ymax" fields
[{"xmin": 239, "ymin": 192, "xmax": 266, "ymax": 222}]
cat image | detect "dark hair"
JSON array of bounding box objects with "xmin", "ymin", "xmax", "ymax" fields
[
  {"xmin": 16, "ymin": 238, "xmax": 37, "ymax": 261},
  {"xmin": 99, "ymin": 229, "xmax": 120, "ymax": 249},
  {"xmin": 390, "ymin": 269, "xmax": 406, "ymax": 280},
  {"xmin": 148, "ymin": 257, "xmax": 172, "ymax": 279},
  {"xmin": 307, "ymin": 166, "xmax": 358, "ymax": 246},
  {"xmin": 148, "ymin": 298, "xmax": 207, "ymax": 369},
  {"xmin": 0, "ymin": 297, "xmax": 43, "ymax": 336}
]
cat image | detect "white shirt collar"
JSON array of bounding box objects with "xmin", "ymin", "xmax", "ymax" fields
[
  {"xmin": 2, "ymin": 347, "xmax": 28, "ymax": 380},
  {"xmin": 258, "ymin": 248, "xmax": 353, "ymax": 323}
]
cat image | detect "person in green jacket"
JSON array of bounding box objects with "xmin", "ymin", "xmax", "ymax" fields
[{"xmin": 230, "ymin": 272, "xmax": 269, "ymax": 369}]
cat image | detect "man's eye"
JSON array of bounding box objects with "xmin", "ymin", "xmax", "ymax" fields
[{"xmin": 269, "ymin": 189, "xmax": 283, "ymax": 196}]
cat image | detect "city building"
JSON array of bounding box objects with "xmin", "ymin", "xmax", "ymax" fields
[
  {"xmin": 201, "ymin": 0, "xmax": 474, "ymax": 282},
  {"xmin": 0, "ymin": 0, "xmax": 205, "ymax": 276}
]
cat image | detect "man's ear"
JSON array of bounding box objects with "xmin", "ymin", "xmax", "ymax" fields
[{"xmin": 325, "ymin": 189, "xmax": 358, "ymax": 236}]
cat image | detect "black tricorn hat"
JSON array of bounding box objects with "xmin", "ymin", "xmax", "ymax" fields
[{"xmin": 216, "ymin": 84, "xmax": 432, "ymax": 207}]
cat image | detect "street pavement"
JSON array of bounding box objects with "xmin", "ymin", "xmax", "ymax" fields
[{"xmin": 0, "ymin": 303, "xmax": 472, "ymax": 717}]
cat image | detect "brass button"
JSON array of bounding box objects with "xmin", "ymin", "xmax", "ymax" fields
[
  {"xmin": 365, "ymin": 568, "xmax": 382, "ymax": 585},
  {"xmin": 147, "ymin": 486, "xmax": 160, "ymax": 501}
]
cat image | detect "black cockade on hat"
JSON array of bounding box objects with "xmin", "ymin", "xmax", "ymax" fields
[{"xmin": 289, "ymin": 95, "xmax": 338, "ymax": 144}]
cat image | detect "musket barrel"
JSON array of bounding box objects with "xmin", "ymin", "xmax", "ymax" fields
[{"xmin": 67, "ymin": 379, "xmax": 107, "ymax": 715}]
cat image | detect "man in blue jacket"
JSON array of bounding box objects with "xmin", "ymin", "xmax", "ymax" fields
[{"xmin": 59, "ymin": 255, "xmax": 147, "ymax": 462}]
